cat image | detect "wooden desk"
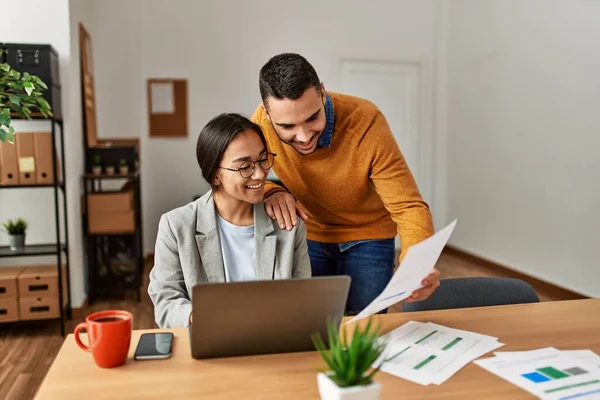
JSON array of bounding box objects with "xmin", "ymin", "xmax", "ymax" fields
[{"xmin": 35, "ymin": 299, "xmax": 600, "ymax": 399}]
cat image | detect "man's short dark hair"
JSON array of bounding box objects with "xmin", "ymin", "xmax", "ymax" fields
[{"xmin": 259, "ymin": 53, "xmax": 321, "ymax": 109}]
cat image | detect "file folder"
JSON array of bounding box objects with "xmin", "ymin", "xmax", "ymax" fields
[
  {"xmin": 16, "ymin": 132, "xmax": 36, "ymax": 185},
  {"xmin": 0, "ymin": 140, "xmax": 19, "ymax": 185}
]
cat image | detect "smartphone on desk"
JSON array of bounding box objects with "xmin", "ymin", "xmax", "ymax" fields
[{"xmin": 134, "ymin": 332, "xmax": 174, "ymax": 360}]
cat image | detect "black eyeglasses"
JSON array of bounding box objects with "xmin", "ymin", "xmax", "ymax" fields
[{"xmin": 218, "ymin": 152, "xmax": 277, "ymax": 179}]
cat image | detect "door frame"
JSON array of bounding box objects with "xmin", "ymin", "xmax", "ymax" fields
[{"xmin": 337, "ymin": 57, "xmax": 434, "ymax": 216}]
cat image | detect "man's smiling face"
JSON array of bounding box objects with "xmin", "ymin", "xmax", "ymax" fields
[{"xmin": 264, "ymin": 86, "xmax": 327, "ymax": 155}]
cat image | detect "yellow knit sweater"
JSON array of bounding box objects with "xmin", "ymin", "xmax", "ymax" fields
[{"xmin": 251, "ymin": 92, "xmax": 434, "ymax": 258}]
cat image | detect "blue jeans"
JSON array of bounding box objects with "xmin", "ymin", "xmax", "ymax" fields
[{"xmin": 307, "ymin": 239, "xmax": 395, "ymax": 315}]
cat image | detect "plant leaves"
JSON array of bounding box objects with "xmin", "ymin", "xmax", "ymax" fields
[
  {"xmin": 7, "ymin": 126, "xmax": 15, "ymax": 143},
  {"xmin": 0, "ymin": 63, "xmax": 10, "ymax": 72},
  {"xmin": 32, "ymin": 76, "xmax": 48, "ymax": 89},
  {"xmin": 20, "ymin": 106, "xmax": 31, "ymax": 119},
  {"xmin": 37, "ymin": 97, "xmax": 51, "ymax": 110},
  {"xmin": 0, "ymin": 113, "xmax": 9, "ymax": 127},
  {"xmin": 24, "ymin": 82, "xmax": 35, "ymax": 96},
  {"xmin": 9, "ymin": 94, "xmax": 21, "ymax": 106},
  {"xmin": 2, "ymin": 218, "xmax": 28, "ymax": 234},
  {"xmin": 312, "ymin": 317, "xmax": 387, "ymax": 387}
]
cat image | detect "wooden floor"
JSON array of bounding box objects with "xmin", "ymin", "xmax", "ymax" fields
[{"xmin": 0, "ymin": 250, "xmax": 573, "ymax": 399}]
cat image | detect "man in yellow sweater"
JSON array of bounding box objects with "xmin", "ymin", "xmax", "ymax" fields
[{"xmin": 251, "ymin": 53, "xmax": 439, "ymax": 314}]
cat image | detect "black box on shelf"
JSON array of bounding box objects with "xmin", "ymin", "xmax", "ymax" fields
[
  {"xmin": 3, "ymin": 43, "xmax": 60, "ymax": 85},
  {"xmin": 3, "ymin": 43, "xmax": 62, "ymax": 119}
]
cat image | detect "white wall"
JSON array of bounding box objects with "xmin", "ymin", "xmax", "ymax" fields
[
  {"xmin": 447, "ymin": 0, "xmax": 600, "ymax": 296},
  {"xmin": 88, "ymin": 0, "xmax": 442, "ymax": 253},
  {"xmin": 0, "ymin": 0, "xmax": 92, "ymax": 306},
  {"xmin": 67, "ymin": 0, "xmax": 96, "ymax": 306}
]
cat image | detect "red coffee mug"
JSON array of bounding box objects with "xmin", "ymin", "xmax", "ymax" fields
[{"xmin": 74, "ymin": 310, "xmax": 133, "ymax": 368}]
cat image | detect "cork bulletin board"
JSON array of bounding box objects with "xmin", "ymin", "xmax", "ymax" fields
[{"xmin": 147, "ymin": 79, "xmax": 188, "ymax": 138}]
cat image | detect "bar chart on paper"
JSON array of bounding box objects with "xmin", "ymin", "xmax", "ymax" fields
[
  {"xmin": 377, "ymin": 321, "xmax": 503, "ymax": 386},
  {"xmin": 476, "ymin": 348, "xmax": 600, "ymax": 399},
  {"xmin": 523, "ymin": 366, "xmax": 585, "ymax": 383}
]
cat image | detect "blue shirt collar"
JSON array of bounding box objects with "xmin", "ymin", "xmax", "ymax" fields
[{"xmin": 318, "ymin": 94, "xmax": 335, "ymax": 148}]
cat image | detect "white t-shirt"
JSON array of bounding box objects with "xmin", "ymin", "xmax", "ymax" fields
[{"xmin": 216, "ymin": 214, "xmax": 257, "ymax": 282}]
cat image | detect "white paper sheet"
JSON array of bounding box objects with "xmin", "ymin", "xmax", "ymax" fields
[
  {"xmin": 563, "ymin": 351, "xmax": 600, "ymax": 369},
  {"xmin": 376, "ymin": 321, "xmax": 503, "ymax": 386},
  {"xmin": 151, "ymin": 82, "xmax": 175, "ymax": 114},
  {"xmin": 495, "ymin": 349, "xmax": 600, "ymax": 369},
  {"xmin": 476, "ymin": 348, "xmax": 600, "ymax": 400},
  {"xmin": 345, "ymin": 220, "xmax": 457, "ymax": 325}
]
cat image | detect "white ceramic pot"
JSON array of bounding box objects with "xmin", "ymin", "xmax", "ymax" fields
[
  {"xmin": 317, "ymin": 373, "xmax": 381, "ymax": 400},
  {"xmin": 106, "ymin": 166, "xmax": 115, "ymax": 175},
  {"xmin": 8, "ymin": 234, "xmax": 25, "ymax": 251},
  {"xmin": 119, "ymin": 165, "xmax": 129, "ymax": 175},
  {"xmin": 92, "ymin": 166, "xmax": 102, "ymax": 175}
]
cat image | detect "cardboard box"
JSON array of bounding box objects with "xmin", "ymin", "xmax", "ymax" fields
[
  {"xmin": 18, "ymin": 266, "xmax": 59, "ymax": 297},
  {"xmin": 0, "ymin": 298, "xmax": 19, "ymax": 322},
  {"xmin": 18, "ymin": 296, "xmax": 60, "ymax": 320},
  {"xmin": 88, "ymin": 211, "xmax": 135, "ymax": 234},
  {"xmin": 0, "ymin": 267, "xmax": 25, "ymax": 299},
  {"xmin": 87, "ymin": 190, "xmax": 133, "ymax": 214},
  {"xmin": 86, "ymin": 186, "xmax": 136, "ymax": 234}
]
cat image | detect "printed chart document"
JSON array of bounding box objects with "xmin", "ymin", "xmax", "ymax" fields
[
  {"xmin": 346, "ymin": 220, "xmax": 457, "ymax": 325},
  {"xmin": 375, "ymin": 321, "xmax": 503, "ymax": 385},
  {"xmin": 495, "ymin": 348, "xmax": 600, "ymax": 369},
  {"xmin": 563, "ymin": 351, "xmax": 600, "ymax": 369},
  {"xmin": 476, "ymin": 348, "xmax": 600, "ymax": 399}
]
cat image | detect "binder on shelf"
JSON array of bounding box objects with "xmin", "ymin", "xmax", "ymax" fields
[
  {"xmin": 0, "ymin": 140, "xmax": 19, "ymax": 185},
  {"xmin": 33, "ymin": 132, "xmax": 57, "ymax": 184},
  {"xmin": 16, "ymin": 132, "xmax": 36, "ymax": 185}
]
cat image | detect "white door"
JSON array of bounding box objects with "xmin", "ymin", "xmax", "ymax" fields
[{"xmin": 339, "ymin": 59, "xmax": 432, "ymax": 250}]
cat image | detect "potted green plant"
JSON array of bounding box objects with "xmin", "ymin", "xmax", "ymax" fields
[
  {"xmin": 119, "ymin": 159, "xmax": 129, "ymax": 175},
  {"xmin": 2, "ymin": 218, "xmax": 28, "ymax": 250},
  {"xmin": 92, "ymin": 155, "xmax": 102, "ymax": 175},
  {"xmin": 312, "ymin": 318, "xmax": 387, "ymax": 400},
  {"xmin": 0, "ymin": 50, "xmax": 52, "ymax": 143}
]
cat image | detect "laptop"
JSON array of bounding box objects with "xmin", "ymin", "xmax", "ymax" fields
[{"xmin": 189, "ymin": 276, "xmax": 351, "ymax": 359}]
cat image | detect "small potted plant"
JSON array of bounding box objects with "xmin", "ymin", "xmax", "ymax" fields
[
  {"xmin": 2, "ymin": 218, "xmax": 28, "ymax": 250},
  {"xmin": 105, "ymin": 164, "xmax": 115, "ymax": 175},
  {"xmin": 312, "ymin": 318, "xmax": 387, "ymax": 400},
  {"xmin": 92, "ymin": 155, "xmax": 102, "ymax": 175},
  {"xmin": 119, "ymin": 159, "xmax": 129, "ymax": 175}
]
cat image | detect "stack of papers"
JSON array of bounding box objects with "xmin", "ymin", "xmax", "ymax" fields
[
  {"xmin": 346, "ymin": 220, "xmax": 457, "ymax": 325},
  {"xmin": 475, "ymin": 347, "xmax": 600, "ymax": 399},
  {"xmin": 375, "ymin": 321, "xmax": 504, "ymax": 385}
]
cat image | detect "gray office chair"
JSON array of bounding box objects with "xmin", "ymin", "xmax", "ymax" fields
[{"xmin": 402, "ymin": 277, "xmax": 539, "ymax": 312}]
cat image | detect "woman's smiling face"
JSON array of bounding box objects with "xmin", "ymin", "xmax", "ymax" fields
[{"xmin": 214, "ymin": 129, "xmax": 269, "ymax": 205}]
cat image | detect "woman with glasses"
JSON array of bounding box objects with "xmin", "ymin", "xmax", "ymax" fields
[{"xmin": 148, "ymin": 113, "xmax": 311, "ymax": 328}]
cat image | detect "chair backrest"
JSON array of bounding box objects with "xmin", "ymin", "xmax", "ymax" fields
[{"xmin": 402, "ymin": 277, "xmax": 539, "ymax": 312}]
